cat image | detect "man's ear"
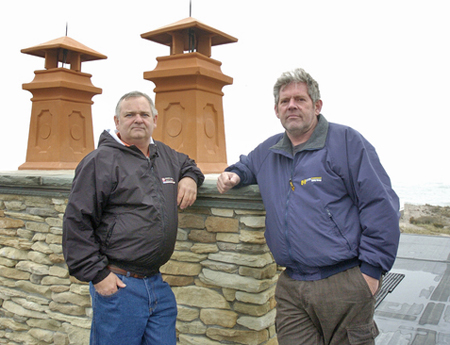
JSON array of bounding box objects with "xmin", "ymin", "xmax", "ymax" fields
[
  {"xmin": 114, "ymin": 115, "xmax": 119, "ymax": 129},
  {"xmin": 274, "ymin": 104, "xmax": 280, "ymax": 119},
  {"xmin": 314, "ymin": 100, "xmax": 323, "ymax": 115}
]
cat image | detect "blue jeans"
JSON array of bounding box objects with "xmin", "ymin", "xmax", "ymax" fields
[{"xmin": 89, "ymin": 273, "xmax": 177, "ymax": 345}]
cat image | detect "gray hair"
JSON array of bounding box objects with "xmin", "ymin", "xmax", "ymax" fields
[
  {"xmin": 115, "ymin": 91, "xmax": 158, "ymax": 117},
  {"xmin": 273, "ymin": 68, "xmax": 321, "ymax": 107}
]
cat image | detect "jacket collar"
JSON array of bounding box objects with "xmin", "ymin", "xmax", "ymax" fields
[
  {"xmin": 270, "ymin": 114, "xmax": 329, "ymax": 156},
  {"xmin": 101, "ymin": 129, "xmax": 158, "ymax": 159}
]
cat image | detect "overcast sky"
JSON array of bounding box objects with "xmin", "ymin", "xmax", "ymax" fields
[{"xmin": 2, "ymin": 0, "xmax": 449, "ymax": 187}]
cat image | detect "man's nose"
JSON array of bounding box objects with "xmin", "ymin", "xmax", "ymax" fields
[
  {"xmin": 288, "ymin": 98, "xmax": 297, "ymax": 108},
  {"xmin": 134, "ymin": 114, "xmax": 144, "ymax": 122}
]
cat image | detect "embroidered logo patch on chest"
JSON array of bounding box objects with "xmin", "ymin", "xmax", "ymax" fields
[
  {"xmin": 301, "ymin": 177, "xmax": 322, "ymax": 186},
  {"xmin": 162, "ymin": 177, "xmax": 176, "ymax": 184}
]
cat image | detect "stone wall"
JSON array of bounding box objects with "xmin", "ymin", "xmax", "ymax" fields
[{"xmin": 0, "ymin": 172, "xmax": 279, "ymax": 345}]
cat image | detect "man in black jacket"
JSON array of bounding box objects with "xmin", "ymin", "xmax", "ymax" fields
[{"xmin": 63, "ymin": 91, "xmax": 204, "ymax": 345}]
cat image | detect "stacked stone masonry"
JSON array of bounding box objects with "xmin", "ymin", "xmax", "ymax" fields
[{"xmin": 0, "ymin": 172, "xmax": 279, "ymax": 345}]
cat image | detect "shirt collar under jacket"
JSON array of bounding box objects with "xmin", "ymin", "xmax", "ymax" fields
[
  {"xmin": 270, "ymin": 114, "xmax": 329, "ymax": 157},
  {"xmin": 106, "ymin": 129, "xmax": 155, "ymax": 146},
  {"xmin": 104, "ymin": 129, "xmax": 156, "ymax": 158}
]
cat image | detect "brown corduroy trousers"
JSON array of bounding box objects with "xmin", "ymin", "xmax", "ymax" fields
[{"xmin": 275, "ymin": 266, "xmax": 379, "ymax": 345}]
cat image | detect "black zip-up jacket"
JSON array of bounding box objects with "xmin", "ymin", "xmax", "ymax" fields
[{"xmin": 62, "ymin": 130, "xmax": 204, "ymax": 284}]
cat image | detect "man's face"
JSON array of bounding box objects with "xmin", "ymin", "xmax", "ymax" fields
[
  {"xmin": 275, "ymin": 82, "xmax": 322, "ymax": 143},
  {"xmin": 114, "ymin": 96, "xmax": 157, "ymax": 145}
]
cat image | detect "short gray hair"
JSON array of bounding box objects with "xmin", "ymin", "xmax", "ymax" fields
[
  {"xmin": 273, "ymin": 68, "xmax": 321, "ymax": 107},
  {"xmin": 115, "ymin": 91, "xmax": 158, "ymax": 117}
]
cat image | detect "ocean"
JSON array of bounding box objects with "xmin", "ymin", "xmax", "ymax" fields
[{"xmin": 393, "ymin": 181, "xmax": 450, "ymax": 208}]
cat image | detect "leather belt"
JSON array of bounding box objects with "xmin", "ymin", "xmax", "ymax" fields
[{"xmin": 107, "ymin": 265, "xmax": 147, "ymax": 279}]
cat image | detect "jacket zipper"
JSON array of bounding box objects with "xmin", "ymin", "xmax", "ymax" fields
[
  {"xmin": 289, "ymin": 178, "xmax": 295, "ymax": 191},
  {"xmin": 149, "ymin": 158, "xmax": 166, "ymax": 239},
  {"xmin": 285, "ymin": 158, "xmax": 303, "ymax": 273}
]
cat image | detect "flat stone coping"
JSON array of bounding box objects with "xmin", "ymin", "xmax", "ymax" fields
[
  {"xmin": 0, "ymin": 170, "xmax": 263, "ymax": 208},
  {"xmin": 0, "ymin": 170, "xmax": 74, "ymax": 186}
]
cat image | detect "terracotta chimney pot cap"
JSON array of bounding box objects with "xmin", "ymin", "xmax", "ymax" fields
[
  {"xmin": 141, "ymin": 17, "xmax": 237, "ymax": 47},
  {"xmin": 21, "ymin": 36, "xmax": 107, "ymax": 62}
]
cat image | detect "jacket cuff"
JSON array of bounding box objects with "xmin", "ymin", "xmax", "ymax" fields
[
  {"xmin": 92, "ymin": 267, "xmax": 111, "ymax": 285},
  {"xmin": 182, "ymin": 173, "xmax": 201, "ymax": 187},
  {"xmin": 224, "ymin": 168, "xmax": 245, "ymax": 188},
  {"xmin": 360, "ymin": 261, "xmax": 383, "ymax": 280}
]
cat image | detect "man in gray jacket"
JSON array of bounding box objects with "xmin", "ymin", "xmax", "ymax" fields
[{"xmin": 63, "ymin": 91, "xmax": 204, "ymax": 345}]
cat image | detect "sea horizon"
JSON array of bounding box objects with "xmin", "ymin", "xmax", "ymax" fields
[{"xmin": 393, "ymin": 181, "xmax": 450, "ymax": 209}]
